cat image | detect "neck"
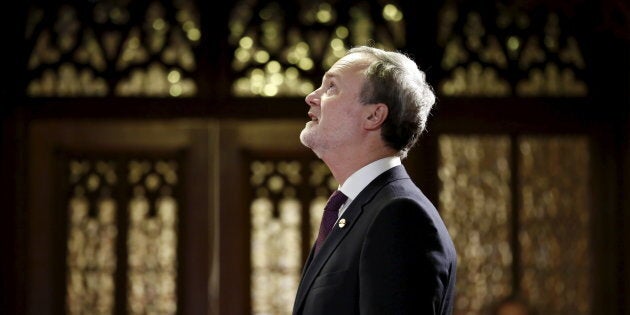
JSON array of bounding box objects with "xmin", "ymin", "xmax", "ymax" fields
[{"xmin": 321, "ymin": 144, "xmax": 397, "ymax": 185}]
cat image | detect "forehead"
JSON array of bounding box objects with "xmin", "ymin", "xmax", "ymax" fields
[{"xmin": 325, "ymin": 52, "xmax": 373, "ymax": 79}]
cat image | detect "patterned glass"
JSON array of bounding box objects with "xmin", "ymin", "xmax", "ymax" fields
[
  {"xmin": 250, "ymin": 160, "xmax": 303, "ymax": 315},
  {"xmin": 518, "ymin": 137, "xmax": 591, "ymax": 315},
  {"xmin": 127, "ymin": 159, "xmax": 179, "ymax": 314},
  {"xmin": 438, "ymin": 136, "xmax": 513, "ymax": 315},
  {"xmin": 66, "ymin": 160, "xmax": 118, "ymax": 315},
  {"xmin": 65, "ymin": 156, "xmax": 180, "ymax": 314},
  {"xmin": 229, "ymin": 0, "xmax": 406, "ymax": 97},
  {"xmin": 437, "ymin": 1, "xmax": 587, "ymax": 97},
  {"xmin": 25, "ymin": 0, "xmax": 200, "ymax": 97},
  {"xmin": 249, "ymin": 158, "xmax": 335, "ymax": 314}
]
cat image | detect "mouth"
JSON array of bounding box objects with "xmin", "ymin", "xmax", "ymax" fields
[{"xmin": 308, "ymin": 112, "xmax": 319, "ymax": 123}]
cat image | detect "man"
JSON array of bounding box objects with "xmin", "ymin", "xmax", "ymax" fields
[{"xmin": 292, "ymin": 45, "xmax": 457, "ymax": 315}]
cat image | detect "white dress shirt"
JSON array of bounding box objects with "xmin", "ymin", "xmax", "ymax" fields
[{"xmin": 337, "ymin": 156, "xmax": 402, "ymax": 219}]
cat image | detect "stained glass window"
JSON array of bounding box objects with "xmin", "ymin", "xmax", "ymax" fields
[
  {"xmin": 438, "ymin": 135, "xmax": 592, "ymax": 315},
  {"xmin": 64, "ymin": 156, "xmax": 180, "ymax": 314},
  {"xmin": 25, "ymin": 0, "xmax": 200, "ymax": 97},
  {"xmin": 439, "ymin": 136, "xmax": 513, "ymax": 315},
  {"xmin": 229, "ymin": 0, "xmax": 406, "ymax": 97},
  {"xmin": 437, "ymin": 1, "xmax": 587, "ymax": 97},
  {"xmin": 518, "ymin": 137, "xmax": 591, "ymax": 315},
  {"xmin": 250, "ymin": 159, "xmax": 303, "ymax": 315},
  {"xmin": 67, "ymin": 159, "xmax": 118, "ymax": 315},
  {"xmin": 249, "ymin": 157, "xmax": 334, "ymax": 315},
  {"xmin": 127, "ymin": 159, "xmax": 179, "ymax": 314}
]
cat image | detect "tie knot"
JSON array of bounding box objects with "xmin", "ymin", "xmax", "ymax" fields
[{"xmin": 324, "ymin": 190, "xmax": 348, "ymax": 213}]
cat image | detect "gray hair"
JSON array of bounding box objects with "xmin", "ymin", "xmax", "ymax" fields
[{"xmin": 347, "ymin": 46, "xmax": 436, "ymax": 158}]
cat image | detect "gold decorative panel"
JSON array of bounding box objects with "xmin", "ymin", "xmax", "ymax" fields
[
  {"xmin": 64, "ymin": 156, "xmax": 180, "ymax": 314},
  {"xmin": 25, "ymin": 0, "xmax": 200, "ymax": 97},
  {"xmin": 249, "ymin": 158, "xmax": 335, "ymax": 314},
  {"xmin": 127, "ymin": 159, "xmax": 179, "ymax": 314},
  {"xmin": 438, "ymin": 136, "xmax": 513, "ymax": 315},
  {"xmin": 437, "ymin": 1, "xmax": 587, "ymax": 97},
  {"xmin": 229, "ymin": 0, "xmax": 406, "ymax": 97},
  {"xmin": 518, "ymin": 137, "xmax": 591, "ymax": 315},
  {"xmin": 438, "ymin": 135, "xmax": 593, "ymax": 315},
  {"xmin": 66, "ymin": 159, "xmax": 118, "ymax": 315},
  {"xmin": 250, "ymin": 160, "xmax": 303, "ymax": 315}
]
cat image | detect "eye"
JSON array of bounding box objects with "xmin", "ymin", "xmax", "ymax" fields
[{"xmin": 325, "ymin": 82, "xmax": 337, "ymax": 94}]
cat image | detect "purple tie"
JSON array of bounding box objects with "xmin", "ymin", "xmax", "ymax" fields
[{"xmin": 314, "ymin": 190, "xmax": 348, "ymax": 255}]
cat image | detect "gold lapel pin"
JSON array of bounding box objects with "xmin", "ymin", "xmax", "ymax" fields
[{"xmin": 338, "ymin": 218, "xmax": 347, "ymax": 228}]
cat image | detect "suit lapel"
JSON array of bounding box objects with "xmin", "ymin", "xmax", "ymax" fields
[
  {"xmin": 293, "ymin": 166, "xmax": 409, "ymax": 313},
  {"xmin": 299, "ymin": 246, "xmax": 315, "ymax": 278}
]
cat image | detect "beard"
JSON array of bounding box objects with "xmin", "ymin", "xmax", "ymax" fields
[
  {"xmin": 299, "ymin": 119, "xmax": 355, "ymax": 159},
  {"xmin": 299, "ymin": 122, "xmax": 315, "ymax": 149},
  {"xmin": 300, "ymin": 121, "xmax": 327, "ymax": 159}
]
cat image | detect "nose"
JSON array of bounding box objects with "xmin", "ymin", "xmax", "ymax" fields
[{"xmin": 305, "ymin": 90, "xmax": 319, "ymax": 107}]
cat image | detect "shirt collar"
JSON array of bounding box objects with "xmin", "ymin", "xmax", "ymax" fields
[{"xmin": 338, "ymin": 156, "xmax": 401, "ymax": 200}]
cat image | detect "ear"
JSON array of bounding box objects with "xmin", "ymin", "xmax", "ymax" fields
[{"xmin": 363, "ymin": 103, "xmax": 388, "ymax": 130}]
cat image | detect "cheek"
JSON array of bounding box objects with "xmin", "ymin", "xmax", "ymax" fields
[
  {"xmin": 342, "ymin": 104, "xmax": 364, "ymax": 127},
  {"xmin": 321, "ymin": 98, "xmax": 362, "ymax": 127},
  {"xmin": 324, "ymin": 107, "xmax": 348, "ymax": 127}
]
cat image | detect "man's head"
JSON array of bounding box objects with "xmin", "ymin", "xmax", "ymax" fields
[
  {"xmin": 349, "ymin": 46, "xmax": 436, "ymax": 158},
  {"xmin": 300, "ymin": 45, "xmax": 435, "ymax": 160}
]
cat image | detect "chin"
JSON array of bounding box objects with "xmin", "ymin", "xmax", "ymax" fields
[
  {"xmin": 299, "ymin": 130, "xmax": 311, "ymax": 147},
  {"xmin": 299, "ymin": 131, "xmax": 323, "ymax": 157}
]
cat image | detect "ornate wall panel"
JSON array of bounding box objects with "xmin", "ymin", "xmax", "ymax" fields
[
  {"xmin": 229, "ymin": 0, "xmax": 406, "ymax": 97},
  {"xmin": 249, "ymin": 159, "xmax": 303, "ymax": 315},
  {"xmin": 439, "ymin": 136, "xmax": 513, "ymax": 315},
  {"xmin": 28, "ymin": 121, "xmax": 211, "ymax": 315},
  {"xmin": 66, "ymin": 159, "xmax": 119, "ymax": 315},
  {"xmin": 248, "ymin": 157, "xmax": 335, "ymax": 315},
  {"xmin": 64, "ymin": 155, "xmax": 181, "ymax": 315},
  {"xmin": 126, "ymin": 159, "xmax": 179, "ymax": 314},
  {"xmin": 439, "ymin": 135, "xmax": 592, "ymax": 315},
  {"xmin": 25, "ymin": 0, "xmax": 200, "ymax": 97},
  {"xmin": 437, "ymin": 1, "xmax": 588, "ymax": 97},
  {"xmin": 518, "ymin": 136, "xmax": 591, "ymax": 315}
]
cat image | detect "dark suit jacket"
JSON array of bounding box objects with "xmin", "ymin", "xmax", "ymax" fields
[{"xmin": 292, "ymin": 165, "xmax": 457, "ymax": 315}]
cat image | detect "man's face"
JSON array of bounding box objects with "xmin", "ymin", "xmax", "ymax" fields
[{"xmin": 299, "ymin": 53, "xmax": 372, "ymax": 157}]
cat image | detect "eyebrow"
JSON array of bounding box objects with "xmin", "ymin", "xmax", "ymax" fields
[{"xmin": 323, "ymin": 72, "xmax": 338, "ymax": 80}]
